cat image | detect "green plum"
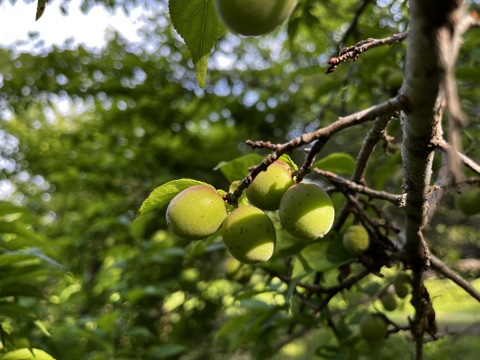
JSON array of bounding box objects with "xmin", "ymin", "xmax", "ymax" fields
[
  {"xmin": 214, "ymin": 0, "xmax": 298, "ymax": 36},
  {"xmin": 166, "ymin": 185, "xmax": 227, "ymax": 240},
  {"xmin": 0, "ymin": 348, "xmax": 55, "ymax": 360},
  {"xmin": 360, "ymin": 313, "xmax": 388, "ymax": 342},
  {"xmin": 342, "ymin": 225, "xmax": 370, "ymax": 256},
  {"xmin": 224, "ymin": 257, "xmax": 253, "ymax": 283},
  {"xmin": 380, "ymin": 292, "xmax": 398, "ymax": 311},
  {"xmin": 246, "ymin": 161, "xmax": 295, "ymax": 211},
  {"xmin": 393, "ymin": 273, "xmax": 412, "ymax": 299},
  {"xmin": 279, "ymin": 183, "xmax": 335, "ymax": 240},
  {"xmin": 222, "ymin": 205, "xmax": 276, "ymax": 264}
]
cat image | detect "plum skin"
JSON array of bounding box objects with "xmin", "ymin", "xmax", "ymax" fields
[
  {"xmin": 342, "ymin": 225, "xmax": 370, "ymax": 256},
  {"xmin": 166, "ymin": 185, "xmax": 227, "ymax": 240},
  {"xmin": 279, "ymin": 183, "xmax": 335, "ymax": 241},
  {"xmin": 360, "ymin": 313, "xmax": 388, "ymax": 342},
  {"xmin": 214, "ymin": 0, "xmax": 298, "ymax": 36},
  {"xmin": 246, "ymin": 161, "xmax": 295, "ymax": 211},
  {"xmin": 222, "ymin": 205, "xmax": 276, "ymax": 264}
]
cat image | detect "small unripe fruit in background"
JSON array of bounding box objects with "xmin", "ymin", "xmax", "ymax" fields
[
  {"xmin": 166, "ymin": 185, "xmax": 227, "ymax": 240},
  {"xmin": 214, "ymin": 0, "xmax": 298, "ymax": 36},
  {"xmin": 279, "ymin": 183, "xmax": 335, "ymax": 241},
  {"xmin": 380, "ymin": 292, "xmax": 397, "ymax": 311},
  {"xmin": 393, "ymin": 273, "xmax": 412, "ymax": 299},
  {"xmin": 246, "ymin": 161, "xmax": 295, "ymax": 210},
  {"xmin": 455, "ymin": 187, "xmax": 480, "ymax": 216},
  {"xmin": 342, "ymin": 225, "xmax": 369, "ymax": 256},
  {"xmin": 360, "ymin": 313, "xmax": 388, "ymax": 342},
  {"xmin": 222, "ymin": 205, "xmax": 276, "ymax": 264},
  {"xmin": 224, "ymin": 257, "xmax": 253, "ymax": 283}
]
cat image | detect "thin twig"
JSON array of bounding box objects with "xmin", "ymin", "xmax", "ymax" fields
[
  {"xmin": 326, "ymin": 32, "xmax": 408, "ymax": 74},
  {"xmin": 351, "ymin": 115, "xmax": 393, "ymax": 182},
  {"xmin": 434, "ymin": 139, "xmax": 480, "ymax": 176},
  {"xmin": 314, "ymin": 169, "xmax": 403, "ymax": 205},
  {"xmin": 337, "ymin": 0, "xmax": 374, "ymax": 47}
]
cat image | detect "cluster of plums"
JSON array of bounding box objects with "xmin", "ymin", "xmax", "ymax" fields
[{"xmin": 166, "ymin": 161, "xmax": 336, "ymax": 264}]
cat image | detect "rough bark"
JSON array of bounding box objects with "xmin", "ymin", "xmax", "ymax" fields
[{"xmin": 401, "ymin": 1, "xmax": 466, "ymax": 358}]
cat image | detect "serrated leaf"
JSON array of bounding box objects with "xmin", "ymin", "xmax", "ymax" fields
[
  {"xmin": 168, "ymin": 0, "xmax": 226, "ymax": 88},
  {"xmin": 215, "ymin": 153, "xmax": 264, "ymax": 182},
  {"xmin": 138, "ymin": 179, "xmax": 210, "ymax": 217},
  {"xmin": 313, "ymin": 152, "xmax": 356, "ymax": 174}
]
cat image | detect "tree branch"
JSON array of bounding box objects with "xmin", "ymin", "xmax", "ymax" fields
[
  {"xmin": 227, "ymin": 97, "xmax": 405, "ymax": 204},
  {"xmin": 434, "ymin": 139, "xmax": 480, "ymax": 176},
  {"xmin": 326, "ymin": 32, "xmax": 408, "ymax": 74},
  {"xmin": 430, "ymin": 254, "xmax": 480, "ymax": 302},
  {"xmin": 314, "ymin": 169, "xmax": 403, "ymax": 205},
  {"xmin": 401, "ymin": 1, "xmax": 467, "ymax": 358}
]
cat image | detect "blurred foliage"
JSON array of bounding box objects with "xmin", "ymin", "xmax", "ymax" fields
[{"xmin": 0, "ymin": 0, "xmax": 479, "ymax": 359}]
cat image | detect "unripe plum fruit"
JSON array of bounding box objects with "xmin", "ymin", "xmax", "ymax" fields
[
  {"xmin": 246, "ymin": 161, "xmax": 295, "ymax": 211},
  {"xmin": 166, "ymin": 185, "xmax": 227, "ymax": 240},
  {"xmin": 279, "ymin": 183, "xmax": 335, "ymax": 241},
  {"xmin": 222, "ymin": 205, "xmax": 276, "ymax": 264},
  {"xmin": 342, "ymin": 225, "xmax": 369, "ymax": 256},
  {"xmin": 455, "ymin": 187, "xmax": 480, "ymax": 216},
  {"xmin": 380, "ymin": 292, "xmax": 397, "ymax": 311},
  {"xmin": 393, "ymin": 273, "xmax": 412, "ymax": 299},
  {"xmin": 224, "ymin": 257, "xmax": 253, "ymax": 283},
  {"xmin": 214, "ymin": 0, "xmax": 298, "ymax": 36},
  {"xmin": 360, "ymin": 313, "xmax": 388, "ymax": 342}
]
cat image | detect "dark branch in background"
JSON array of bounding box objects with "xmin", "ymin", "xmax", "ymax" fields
[
  {"xmin": 326, "ymin": 32, "xmax": 408, "ymax": 74},
  {"xmin": 351, "ymin": 115, "xmax": 393, "ymax": 182},
  {"xmin": 434, "ymin": 139, "xmax": 480, "ymax": 176},
  {"xmin": 430, "ymin": 255, "xmax": 480, "ymax": 302},
  {"xmin": 438, "ymin": 9, "xmax": 480, "ymax": 181},
  {"xmin": 337, "ymin": 0, "xmax": 374, "ymax": 47},
  {"xmin": 226, "ymin": 97, "xmax": 405, "ymax": 205}
]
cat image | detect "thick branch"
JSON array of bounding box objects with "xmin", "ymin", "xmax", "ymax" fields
[{"xmin": 402, "ymin": 1, "xmax": 467, "ymax": 357}]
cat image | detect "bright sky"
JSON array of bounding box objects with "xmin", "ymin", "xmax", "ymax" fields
[{"xmin": 0, "ymin": 0, "xmax": 145, "ymax": 50}]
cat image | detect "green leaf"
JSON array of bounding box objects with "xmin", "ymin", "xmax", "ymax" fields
[
  {"xmin": 0, "ymin": 202, "xmax": 30, "ymax": 217},
  {"xmin": 278, "ymin": 154, "xmax": 298, "ymax": 171},
  {"xmin": 35, "ymin": 0, "xmax": 47, "ymax": 21},
  {"xmin": 146, "ymin": 344, "xmax": 187, "ymax": 359},
  {"xmin": 168, "ymin": 0, "xmax": 226, "ymax": 88},
  {"xmin": 313, "ymin": 152, "xmax": 356, "ymax": 174},
  {"xmin": 138, "ymin": 179, "xmax": 210, "ymax": 217},
  {"xmin": 34, "ymin": 320, "xmax": 52, "ymax": 337},
  {"xmin": 292, "ymin": 236, "xmax": 350, "ymax": 276},
  {"xmin": 214, "ymin": 153, "xmax": 264, "ymax": 182}
]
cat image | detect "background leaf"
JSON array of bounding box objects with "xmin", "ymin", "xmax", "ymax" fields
[
  {"xmin": 215, "ymin": 153, "xmax": 264, "ymax": 182},
  {"xmin": 313, "ymin": 152, "xmax": 356, "ymax": 175}
]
